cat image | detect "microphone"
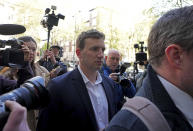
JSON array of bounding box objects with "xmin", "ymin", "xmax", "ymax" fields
[{"xmin": 0, "ymin": 24, "xmax": 26, "ymax": 35}]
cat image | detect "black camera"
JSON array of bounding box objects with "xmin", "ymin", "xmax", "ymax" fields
[
  {"xmin": 41, "ymin": 5, "xmax": 65, "ymax": 29},
  {"xmin": 115, "ymin": 63, "xmax": 131, "ymax": 87},
  {"xmin": 134, "ymin": 41, "xmax": 147, "ymax": 65},
  {"xmin": 0, "ymin": 76, "xmax": 50, "ymax": 130},
  {"xmin": 0, "ymin": 39, "xmax": 28, "ymax": 68}
]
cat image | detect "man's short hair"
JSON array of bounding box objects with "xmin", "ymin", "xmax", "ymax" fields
[
  {"xmin": 76, "ymin": 29, "xmax": 105, "ymax": 50},
  {"xmin": 148, "ymin": 5, "xmax": 193, "ymax": 67}
]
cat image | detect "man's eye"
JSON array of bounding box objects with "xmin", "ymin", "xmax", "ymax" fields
[{"xmin": 91, "ymin": 47, "xmax": 98, "ymax": 51}]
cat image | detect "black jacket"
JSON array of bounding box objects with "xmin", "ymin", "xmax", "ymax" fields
[
  {"xmin": 106, "ymin": 65, "xmax": 193, "ymax": 131},
  {"xmin": 37, "ymin": 68, "xmax": 119, "ymax": 131}
]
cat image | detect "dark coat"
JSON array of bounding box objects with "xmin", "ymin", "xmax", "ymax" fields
[
  {"xmin": 37, "ymin": 68, "xmax": 118, "ymax": 131},
  {"xmin": 0, "ymin": 75, "xmax": 17, "ymax": 95},
  {"xmin": 105, "ymin": 65, "xmax": 193, "ymax": 131}
]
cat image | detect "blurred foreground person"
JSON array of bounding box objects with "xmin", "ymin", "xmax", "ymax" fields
[{"xmin": 105, "ymin": 5, "xmax": 193, "ymax": 131}]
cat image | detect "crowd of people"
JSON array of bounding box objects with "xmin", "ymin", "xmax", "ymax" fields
[{"xmin": 1, "ymin": 5, "xmax": 193, "ymax": 131}]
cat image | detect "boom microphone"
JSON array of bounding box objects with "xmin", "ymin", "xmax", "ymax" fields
[{"xmin": 0, "ymin": 24, "xmax": 26, "ymax": 35}]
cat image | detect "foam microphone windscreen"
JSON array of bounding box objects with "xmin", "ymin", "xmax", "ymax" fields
[{"xmin": 0, "ymin": 24, "xmax": 26, "ymax": 35}]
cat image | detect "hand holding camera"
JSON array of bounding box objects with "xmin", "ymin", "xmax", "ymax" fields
[
  {"xmin": 109, "ymin": 73, "xmax": 120, "ymax": 82},
  {"xmin": 42, "ymin": 49, "xmax": 57, "ymax": 64},
  {"xmin": 21, "ymin": 44, "xmax": 30, "ymax": 62}
]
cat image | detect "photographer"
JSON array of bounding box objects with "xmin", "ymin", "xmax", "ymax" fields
[
  {"xmin": 3, "ymin": 101, "xmax": 30, "ymax": 131},
  {"xmin": 0, "ymin": 24, "xmax": 32, "ymax": 131},
  {"xmin": 38, "ymin": 45, "xmax": 67, "ymax": 77},
  {"xmin": 101, "ymin": 49, "xmax": 136, "ymax": 108},
  {"xmin": 15, "ymin": 36, "xmax": 50, "ymax": 131}
]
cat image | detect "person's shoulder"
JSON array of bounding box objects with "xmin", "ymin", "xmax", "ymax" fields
[
  {"xmin": 105, "ymin": 109, "xmax": 148, "ymax": 131},
  {"xmin": 47, "ymin": 69, "xmax": 79, "ymax": 93},
  {"xmin": 101, "ymin": 73, "xmax": 111, "ymax": 81},
  {"xmin": 102, "ymin": 74, "xmax": 116, "ymax": 85},
  {"xmin": 51, "ymin": 68, "xmax": 79, "ymax": 81}
]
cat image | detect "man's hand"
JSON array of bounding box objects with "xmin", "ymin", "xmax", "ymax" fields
[
  {"xmin": 48, "ymin": 51, "xmax": 57, "ymax": 64},
  {"xmin": 42, "ymin": 50, "xmax": 57, "ymax": 64},
  {"xmin": 109, "ymin": 73, "xmax": 120, "ymax": 82},
  {"xmin": 3, "ymin": 101, "xmax": 30, "ymax": 131}
]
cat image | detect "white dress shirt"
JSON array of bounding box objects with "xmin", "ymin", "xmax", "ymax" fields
[
  {"xmin": 157, "ymin": 75, "xmax": 193, "ymax": 127},
  {"xmin": 78, "ymin": 66, "xmax": 109, "ymax": 130}
]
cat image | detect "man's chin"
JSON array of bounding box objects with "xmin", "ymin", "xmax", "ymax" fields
[
  {"xmin": 111, "ymin": 67, "xmax": 116, "ymax": 71},
  {"xmin": 96, "ymin": 65, "xmax": 102, "ymax": 70}
]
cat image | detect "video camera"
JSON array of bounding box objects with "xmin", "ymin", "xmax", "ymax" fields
[
  {"xmin": 0, "ymin": 38, "xmax": 28, "ymax": 68},
  {"xmin": 41, "ymin": 5, "xmax": 65, "ymax": 29},
  {"xmin": 0, "ymin": 24, "xmax": 27, "ymax": 68},
  {"xmin": 115, "ymin": 62, "xmax": 132, "ymax": 87},
  {"xmin": 0, "ymin": 76, "xmax": 50, "ymax": 130},
  {"xmin": 134, "ymin": 41, "xmax": 147, "ymax": 66}
]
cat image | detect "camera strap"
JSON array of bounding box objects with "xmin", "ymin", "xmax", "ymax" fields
[{"xmin": 122, "ymin": 96, "xmax": 171, "ymax": 131}]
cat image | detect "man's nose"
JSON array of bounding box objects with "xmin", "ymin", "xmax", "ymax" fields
[{"xmin": 97, "ymin": 49, "xmax": 104, "ymax": 57}]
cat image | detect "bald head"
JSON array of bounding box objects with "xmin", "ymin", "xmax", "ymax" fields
[{"xmin": 106, "ymin": 49, "xmax": 120, "ymax": 72}]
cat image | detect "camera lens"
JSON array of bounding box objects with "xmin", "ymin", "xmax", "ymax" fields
[{"xmin": 0, "ymin": 76, "xmax": 50, "ymax": 130}]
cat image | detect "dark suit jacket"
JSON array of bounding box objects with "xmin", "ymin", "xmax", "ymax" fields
[
  {"xmin": 105, "ymin": 65, "xmax": 193, "ymax": 131},
  {"xmin": 37, "ymin": 68, "xmax": 118, "ymax": 131}
]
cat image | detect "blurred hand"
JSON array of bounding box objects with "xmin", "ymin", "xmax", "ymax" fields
[
  {"xmin": 3, "ymin": 100, "xmax": 30, "ymax": 131},
  {"xmin": 42, "ymin": 50, "xmax": 57, "ymax": 64},
  {"xmin": 42, "ymin": 50, "xmax": 49, "ymax": 59},
  {"xmin": 47, "ymin": 51, "xmax": 56, "ymax": 64},
  {"xmin": 109, "ymin": 73, "xmax": 119, "ymax": 82},
  {"xmin": 50, "ymin": 66, "xmax": 61, "ymax": 78},
  {"xmin": 21, "ymin": 44, "xmax": 30, "ymax": 62}
]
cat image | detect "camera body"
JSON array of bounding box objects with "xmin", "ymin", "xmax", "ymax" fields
[
  {"xmin": 41, "ymin": 6, "xmax": 65, "ymax": 29},
  {"xmin": 0, "ymin": 76, "xmax": 50, "ymax": 130},
  {"xmin": 115, "ymin": 63, "xmax": 131, "ymax": 87},
  {"xmin": 0, "ymin": 39, "xmax": 27, "ymax": 68}
]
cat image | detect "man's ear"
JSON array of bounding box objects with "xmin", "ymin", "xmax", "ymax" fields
[
  {"xmin": 165, "ymin": 44, "xmax": 183, "ymax": 69},
  {"xmin": 76, "ymin": 48, "xmax": 81, "ymax": 58},
  {"xmin": 105, "ymin": 56, "xmax": 107, "ymax": 61}
]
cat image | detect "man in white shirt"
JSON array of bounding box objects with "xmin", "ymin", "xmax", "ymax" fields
[
  {"xmin": 37, "ymin": 29, "xmax": 119, "ymax": 131},
  {"xmin": 106, "ymin": 5, "xmax": 193, "ymax": 131}
]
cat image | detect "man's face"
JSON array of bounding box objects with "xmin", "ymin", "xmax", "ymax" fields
[
  {"xmin": 51, "ymin": 48, "xmax": 60, "ymax": 57},
  {"xmin": 77, "ymin": 38, "xmax": 105, "ymax": 72},
  {"xmin": 106, "ymin": 52, "xmax": 120, "ymax": 71},
  {"xmin": 180, "ymin": 49, "xmax": 193, "ymax": 96}
]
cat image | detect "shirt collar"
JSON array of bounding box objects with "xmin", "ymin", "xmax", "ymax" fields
[
  {"xmin": 78, "ymin": 65, "xmax": 102, "ymax": 85},
  {"xmin": 157, "ymin": 75, "xmax": 193, "ymax": 119}
]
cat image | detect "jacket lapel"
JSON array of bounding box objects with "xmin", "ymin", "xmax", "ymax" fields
[
  {"xmin": 71, "ymin": 68, "xmax": 98, "ymax": 131},
  {"xmin": 101, "ymin": 76, "xmax": 115, "ymax": 120}
]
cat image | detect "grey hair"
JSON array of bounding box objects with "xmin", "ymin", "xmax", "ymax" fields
[
  {"xmin": 76, "ymin": 29, "xmax": 105, "ymax": 50},
  {"xmin": 148, "ymin": 5, "xmax": 193, "ymax": 67}
]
